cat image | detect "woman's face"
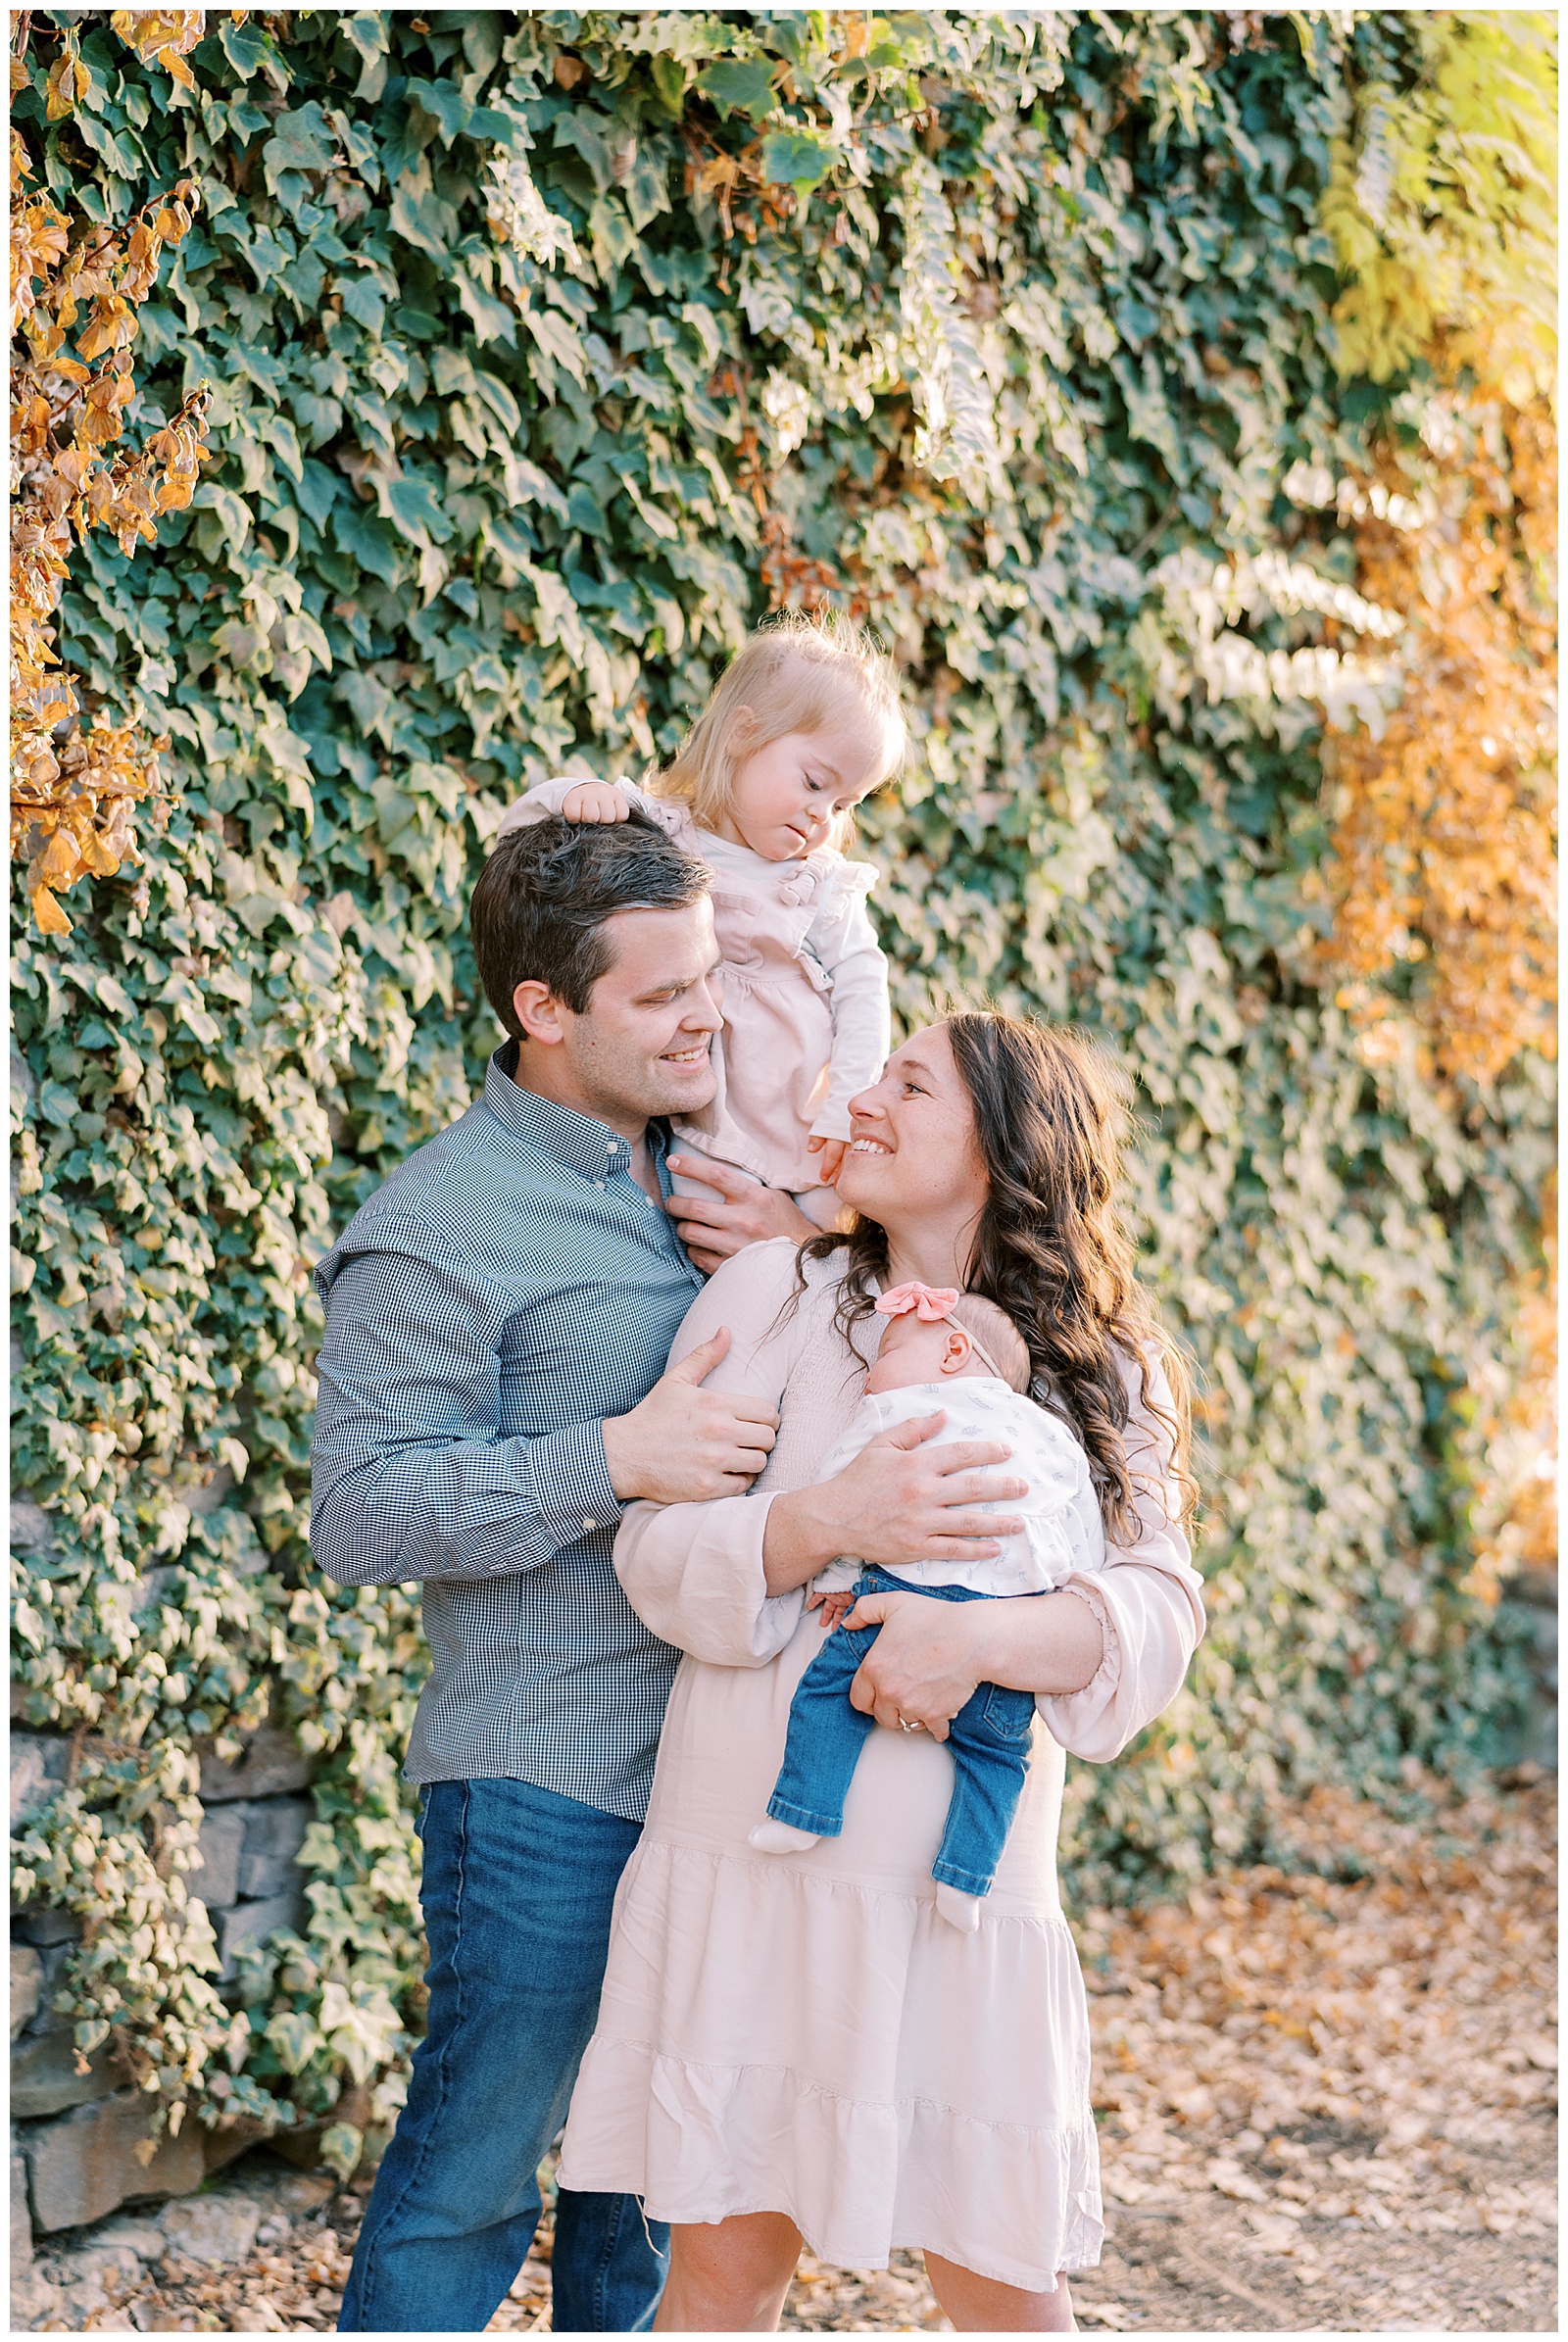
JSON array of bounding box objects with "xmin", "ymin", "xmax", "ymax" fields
[{"xmin": 836, "ymin": 1024, "xmax": 989, "ymax": 1246}]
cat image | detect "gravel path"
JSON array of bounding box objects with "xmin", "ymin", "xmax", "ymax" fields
[{"xmin": 15, "ymin": 1781, "xmax": 1554, "ymax": 2333}]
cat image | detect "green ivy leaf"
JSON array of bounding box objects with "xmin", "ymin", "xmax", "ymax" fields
[
  {"xmin": 760, "ymin": 128, "xmax": 838, "ymax": 189},
  {"xmin": 384, "ymin": 472, "xmax": 456, "ymax": 548},
  {"xmin": 388, "ymin": 177, "xmax": 460, "ymax": 261},
  {"xmin": 219, "ymin": 18, "xmax": 272, "ymax": 82},
  {"xmin": 331, "ymin": 501, "xmax": 403, "ymax": 584},
  {"xmin": 650, "ymin": 54, "xmax": 688, "ymax": 119},
  {"xmin": 264, "ymin": 101, "xmax": 338, "ymax": 176},
  {"xmin": 699, "ymin": 60, "xmax": 777, "ymax": 122}
]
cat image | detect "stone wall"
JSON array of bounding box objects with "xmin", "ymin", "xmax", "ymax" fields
[{"xmin": 11, "ymin": 1721, "xmax": 317, "ymax": 2238}]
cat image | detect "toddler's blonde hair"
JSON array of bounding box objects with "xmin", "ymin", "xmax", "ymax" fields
[{"xmin": 652, "ymin": 610, "xmax": 906, "ymax": 844}]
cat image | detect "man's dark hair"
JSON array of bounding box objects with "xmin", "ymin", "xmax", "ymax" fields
[{"xmin": 470, "ymin": 808, "xmax": 710, "ymax": 1035}]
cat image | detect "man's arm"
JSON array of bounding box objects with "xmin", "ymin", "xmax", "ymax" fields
[{"xmin": 311, "ymin": 1246, "xmax": 777, "ymax": 1587}]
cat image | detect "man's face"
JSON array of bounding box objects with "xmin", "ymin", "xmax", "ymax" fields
[{"xmin": 544, "ymin": 897, "xmax": 723, "ymax": 1127}]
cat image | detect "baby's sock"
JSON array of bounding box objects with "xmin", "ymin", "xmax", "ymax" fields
[
  {"xmin": 935, "ymin": 1881, "xmax": 982, "ymax": 1932},
  {"xmin": 748, "ymin": 1819, "xmax": 820, "ymax": 1854}
]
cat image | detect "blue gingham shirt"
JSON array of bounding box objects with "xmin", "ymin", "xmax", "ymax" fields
[{"xmin": 310, "ymin": 1045, "xmax": 705, "ymax": 1821}]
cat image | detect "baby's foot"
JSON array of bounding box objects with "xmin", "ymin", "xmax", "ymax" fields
[
  {"xmin": 935, "ymin": 1881, "xmax": 982, "ymax": 1932},
  {"xmin": 749, "ymin": 1820, "xmax": 820, "ymax": 1854}
]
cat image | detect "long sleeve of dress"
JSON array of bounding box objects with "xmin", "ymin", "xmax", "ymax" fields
[
  {"xmin": 1037, "ymin": 1350, "xmax": 1205, "ymax": 1761},
  {"xmin": 806, "ymin": 879, "xmax": 892, "ymax": 1143},
  {"xmin": 613, "ymin": 1242, "xmax": 813, "ymax": 1667}
]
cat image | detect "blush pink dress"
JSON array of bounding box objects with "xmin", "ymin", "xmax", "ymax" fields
[{"xmin": 557, "ymin": 1242, "xmax": 1205, "ymax": 2292}]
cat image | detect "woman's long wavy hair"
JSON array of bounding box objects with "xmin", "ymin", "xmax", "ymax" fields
[{"xmin": 799, "ymin": 1010, "xmax": 1199, "ymax": 1542}]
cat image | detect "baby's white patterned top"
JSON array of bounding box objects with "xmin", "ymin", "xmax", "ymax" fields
[{"xmin": 812, "ymin": 1377, "xmax": 1106, "ymax": 1597}]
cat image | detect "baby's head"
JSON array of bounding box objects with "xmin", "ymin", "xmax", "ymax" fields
[
  {"xmin": 656, "ymin": 611, "xmax": 906, "ymax": 863},
  {"xmin": 866, "ymin": 1284, "xmax": 1032, "ymax": 1397}
]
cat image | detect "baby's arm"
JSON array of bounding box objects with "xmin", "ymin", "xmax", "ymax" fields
[
  {"xmin": 806, "ymin": 1556, "xmax": 859, "ymax": 1627},
  {"xmin": 807, "ymin": 880, "xmax": 892, "ymax": 1181},
  {"xmin": 496, "ymin": 773, "xmax": 685, "ymax": 840}
]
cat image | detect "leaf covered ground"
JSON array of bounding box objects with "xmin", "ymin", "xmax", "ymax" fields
[{"xmin": 19, "ymin": 1779, "xmax": 1553, "ymax": 2334}]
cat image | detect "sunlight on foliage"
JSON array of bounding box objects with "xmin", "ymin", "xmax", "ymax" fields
[
  {"xmin": 8, "ymin": 8, "xmax": 1554, "ymax": 2159},
  {"xmin": 1317, "ymin": 13, "xmax": 1557, "ymax": 1597},
  {"xmin": 1322, "ymin": 10, "xmax": 1557, "ymax": 398}
]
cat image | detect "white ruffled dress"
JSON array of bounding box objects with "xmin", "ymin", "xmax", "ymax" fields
[{"xmin": 557, "ymin": 1242, "xmax": 1204, "ymax": 2292}]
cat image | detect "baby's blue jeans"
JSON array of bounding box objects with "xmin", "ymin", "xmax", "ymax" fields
[{"xmin": 766, "ymin": 1565, "xmax": 1039, "ymax": 1897}]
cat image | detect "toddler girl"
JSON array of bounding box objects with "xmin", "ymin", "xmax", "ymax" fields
[
  {"xmin": 750, "ymin": 1281, "xmax": 1106, "ymax": 1930},
  {"xmin": 498, "ymin": 613, "xmax": 905, "ymax": 1230}
]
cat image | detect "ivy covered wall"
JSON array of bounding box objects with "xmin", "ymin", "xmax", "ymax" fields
[{"xmin": 11, "ymin": 10, "xmax": 1552, "ymax": 2168}]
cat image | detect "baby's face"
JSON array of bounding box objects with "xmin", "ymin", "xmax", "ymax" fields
[{"xmin": 866, "ymin": 1312, "xmax": 983, "ymax": 1395}]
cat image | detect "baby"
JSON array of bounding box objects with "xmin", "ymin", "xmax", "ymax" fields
[{"xmin": 750, "ymin": 1281, "xmax": 1106, "ymax": 1930}]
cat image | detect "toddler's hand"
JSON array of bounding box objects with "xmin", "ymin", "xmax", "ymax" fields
[
  {"xmin": 808, "ymin": 1135, "xmax": 848, "ymax": 1185},
  {"xmin": 561, "ymin": 781, "xmax": 630, "ymax": 823},
  {"xmin": 815, "ymin": 1589, "xmax": 856, "ymax": 1632}
]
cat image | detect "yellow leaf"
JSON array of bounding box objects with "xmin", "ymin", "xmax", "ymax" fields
[
  {"xmin": 29, "ymin": 886, "xmax": 74, "ymax": 937},
  {"xmin": 45, "ymin": 56, "xmax": 77, "ymax": 121}
]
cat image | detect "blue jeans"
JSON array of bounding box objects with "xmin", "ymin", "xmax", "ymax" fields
[
  {"xmin": 766, "ymin": 1567, "xmax": 1038, "ymax": 1897},
  {"xmin": 338, "ymin": 1779, "xmax": 668, "ymax": 2333}
]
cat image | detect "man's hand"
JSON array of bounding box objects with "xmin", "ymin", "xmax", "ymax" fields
[
  {"xmin": 666, "ymin": 1153, "xmax": 817, "ymax": 1274},
  {"xmin": 561, "ymin": 781, "xmax": 630, "ymax": 823},
  {"xmin": 807, "ymin": 1134, "xmax": 848, "ymax": 1185},
  {"xmin": 602, "ymin": 1328, "xmax": 778, "ymax": 1503}
]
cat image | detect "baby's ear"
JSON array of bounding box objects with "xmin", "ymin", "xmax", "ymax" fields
[{"xmin": 939, "ymin": 1328, "xmax": 971, "ymax": 1376}]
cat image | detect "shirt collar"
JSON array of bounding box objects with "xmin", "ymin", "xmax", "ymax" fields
[{"xmin": 482, "ymin": 1043, "xmax": 655, "ymax": 1183}]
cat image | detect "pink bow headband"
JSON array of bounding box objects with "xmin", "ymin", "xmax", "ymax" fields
[
  {"xmin": 875, "ymin": 1283, "xmax": 1009, "ymax": 1383},
  {"xmin": 875, "ymin": 1282, "xmax": 960, "ymax": 1322}
]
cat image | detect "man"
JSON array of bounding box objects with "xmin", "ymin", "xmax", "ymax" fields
[{"xmin": 313, "ymin": 811, "xmax": 790, "ymax": 2332}]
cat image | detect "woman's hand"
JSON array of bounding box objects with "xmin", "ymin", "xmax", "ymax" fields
[
  {"xmin": 666, "ymin": 1154, "xmax": 817, "ymax": 1273},
  {"xmin": 840, "ymin": 1589, "xmax": 994, "ymax": 1739},
  {"xmin": 561, "ymin": 781, "xmax": 630, "ymax": 822},
  {"xmin": 761, "ymin": 1413, "xmax": 1028, "ymax": 1595},
  {"xmin": 842, "ymin": 1585, "xmax": 1106, "ymax": 1739}
]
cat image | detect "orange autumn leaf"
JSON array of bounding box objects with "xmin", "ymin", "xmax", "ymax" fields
[{"xmin": 10, "ymin": 10, "xmax": 213, "ymax": 936}]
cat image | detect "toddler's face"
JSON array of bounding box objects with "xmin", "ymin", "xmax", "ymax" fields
[
  {"xmin": 715, "ymin": 711, "xmax": 889, "ymax": 861},
  {"xmin": 866, "ymin": 1311, "xmax": 983, "ymax": 1395}
]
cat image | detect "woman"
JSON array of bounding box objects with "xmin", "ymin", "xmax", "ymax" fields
[{"xmin": 558, "ymin": 1012, "xmax": 1204, "ymax": 2332}]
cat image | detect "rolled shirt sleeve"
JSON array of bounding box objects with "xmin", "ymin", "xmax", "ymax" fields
[{"xmin": 311, "ymin": 1245, "xmax": 621, "ymax": 1587}]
